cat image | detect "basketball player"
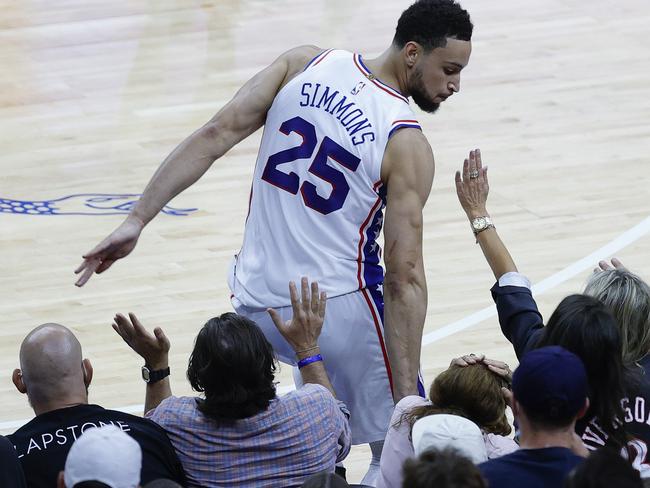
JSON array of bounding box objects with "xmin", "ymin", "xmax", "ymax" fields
[{"xmin": 75, "ymin": 0, "xmax": 472, "ymax": 481}]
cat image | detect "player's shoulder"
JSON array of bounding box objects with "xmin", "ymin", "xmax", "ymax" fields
[
  {"xmin": 381, "ymin": 127, "xmax": 434, "ymax": 190},
  {"xmin": 280, "ymin": 45, "xmax": 325, "ymax": 71},
  {"xmin": 274, "ymin": 45, "xmax": 327, "ymax": 89},
  {"xmin": 384, "ymin": 127, "xmax": 433, "ymax": 169}
]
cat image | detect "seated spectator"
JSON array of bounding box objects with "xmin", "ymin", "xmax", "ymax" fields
[
  {"xmin": 112, "ymin": 278, "xmax": 350, "ymax": 487},
  {"xmin": 0, "ymin": 434, "xmax": 26, "ymax": 487},
  {"xmin": 401, "ymin": 447, "xmax": 486, "ymax": 488},
  {"xmin": 57, "ymin": 425, "xmax": 142, "ymax": 488},
  {"xmin": 455, "ymin": 148, "xmax": 632, "ymax": 451},
  {"xmin": 479, "ymin": 346, "xmax": 588, "ymax": 488},
  {"xmin": 376, "ymin": 360, "xmax": 516, "ymax": 488},
  {"xmin": 564, "ymin": 447, "xmax": 643, "ymax": 488},
  {"xmin": 9, "ymin": 323, "xmax": 185, "ymax": 488}
]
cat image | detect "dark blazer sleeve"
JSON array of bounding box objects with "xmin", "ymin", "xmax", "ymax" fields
[{"xmin": 490, "ymin": 283, "xmax": 545, "ymax": 359}]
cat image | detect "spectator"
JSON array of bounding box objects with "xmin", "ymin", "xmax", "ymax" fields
[
  {"xmin": 57, "ymin": 425, "xmax": 142, "ymax": 488},
  {"xmin": 112, "ymin": 278, "xmax": 350, "ymax": 487},
  {"xmin": 586, "ymin": 259, "xmax": 650, "ymax": 365},
  {"xmin": 377, "ymin": 361, "xmax": 516, "ymax": 488},
  {"xmin": 454, "ymin": 148, "xmax": 631, "ymax": 451},
  {"xmin": 401, "ymin": 447, "xmax": 486, "ymax": 488},
  {"xmin": 564, "ymin": 447, "xmax": 643, "ymax": 488},
  {"xmin": 479, "ymin": 346, "xmax": 588, "ymax": 487},
  {"xmin": 9, "ymin": 323, "xmax": 185, "ymax": 488},
  {"xmin": 0, "ymin": 434, "xmax": 27, "ymax": 487}
]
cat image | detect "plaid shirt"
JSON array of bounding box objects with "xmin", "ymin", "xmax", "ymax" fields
[{"xmin": 147, "ymin": 384, "xmax": 351, "ymax": 487}]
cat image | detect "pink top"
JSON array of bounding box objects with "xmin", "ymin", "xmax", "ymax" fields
[{"xmin": 377, "ymin": 396, "xmax": 518, "ymax": 488}]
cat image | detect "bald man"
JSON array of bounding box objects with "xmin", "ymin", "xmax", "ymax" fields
[{"xmin": 8, "ymin": 323, "xmax": 185, "ymax": 488}]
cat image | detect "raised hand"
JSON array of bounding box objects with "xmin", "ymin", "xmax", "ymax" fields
[
  {"xmin": 596, "ymin": 257, "xmax": 627, "ymax": 272},
  {"xmin": 74, "ymin": 216, "xmax": 144, "ymax": 286},
  {"xmin": 267, "ymin": 277, "xmax": 327, "ymax": 355},
  {"xmin": 112, "ymin": 312, "xmax": 170, "ymax": 369},
  {"xmin": 455, "ymin": 148, "xmax": 489, "ymax": 219}
]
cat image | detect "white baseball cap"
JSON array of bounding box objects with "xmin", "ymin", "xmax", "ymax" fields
[
  {"xmin": 412, "ymin": 414, "xmax": 488, "ymax": 464},
  {"xmin": 64, "ymin": 425, "xmax": 142, "ymax": 488}
]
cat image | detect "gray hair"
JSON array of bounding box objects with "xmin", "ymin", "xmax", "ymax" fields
[{"xmin": 584, "ymin": 269, "xmax": 650, "ymax": 364}]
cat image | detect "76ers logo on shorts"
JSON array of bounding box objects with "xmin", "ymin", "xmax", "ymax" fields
[{"xmin": 351, "ymin": 81, "xmax": 366, "ymax": 95}]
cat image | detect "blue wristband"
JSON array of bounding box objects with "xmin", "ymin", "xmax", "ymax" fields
[{"xmin": 297, "ymin": 354, "xmax": 323, "ymax": 369}]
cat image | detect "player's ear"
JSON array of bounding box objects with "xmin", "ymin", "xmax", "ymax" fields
[{"xmin": 403, "ymin": 41, "xmax": 420, "ymax": 67}]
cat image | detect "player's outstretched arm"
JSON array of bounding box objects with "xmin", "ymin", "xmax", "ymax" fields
[
  {"xmin": 381, "ymin": 128, "xmax": 434, "ymax": 402},
  {"xmin": 75, "ymin": 45, "xmax": 322, "ymax": 286},
  {"xmin": 454, "ymin": 149, "xmax": 517, "ymax": 279}
]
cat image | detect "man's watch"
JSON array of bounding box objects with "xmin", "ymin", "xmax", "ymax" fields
[
  {"xmin": 141, "ymin": 365, "xmax": 170, "ymax": 384},
  {"xmin": 470, "ymin": 216, "xmax": 495, "ymax": 236}
]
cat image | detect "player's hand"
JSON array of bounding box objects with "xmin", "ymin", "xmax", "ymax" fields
[
  {"xmin": 268, "ymin": 277, "xmax": 327, "ymax": 355},
  {"xmin": 75, "ymin": 216, "xmax": 144, "ymax": 286},
  {"xmin": 112, "ymin": 312, "xmax": 170, "ymax": 369},
  {"xmin": 450, "ymin": 353, "xmax": 485, "ymax": 367},
  {"xmin": 455, "ymin": 148, "xmax": 489, "ymax": 220},
  {"xmin": 451, "ymin": 353, "xmax": 513, "ymax": 383}
]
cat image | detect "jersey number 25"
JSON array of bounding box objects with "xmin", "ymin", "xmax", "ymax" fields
[{"xmin": 261, "ymin": 116, "xmax": 361, "ymax": 215}]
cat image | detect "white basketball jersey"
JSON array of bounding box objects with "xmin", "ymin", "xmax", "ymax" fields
[{"xmin": 229, "ymin": 49, "xmax": 422, "ymax": 308}]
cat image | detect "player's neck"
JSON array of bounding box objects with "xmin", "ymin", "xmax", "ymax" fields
[{"xmin": 362, "ymin": 47, "xmax": 408, "ymax": 97}]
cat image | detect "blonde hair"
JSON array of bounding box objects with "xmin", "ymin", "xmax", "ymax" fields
[{"xmin": 585, "ymin": 269, "xmax": 650, "ymax": 364}]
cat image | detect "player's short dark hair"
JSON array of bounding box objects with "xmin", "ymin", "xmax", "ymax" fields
[
  {"xmin": 187, "ymin": 313, "xmax": 277, "ymax": 422},
  {"xmin": 402, "ymin": 447, "xmax": 486, "ymax": 488},
  {"xmin": 564, "ymin": 447, "xmax": 642, "ymax": 488},
  {"xmin": 73, "ymin": 482, "xmax": 111, "ymax": 488},
  {"xmin": 393, "ymin": 0, "xmax": 473, "ymax": 51}
]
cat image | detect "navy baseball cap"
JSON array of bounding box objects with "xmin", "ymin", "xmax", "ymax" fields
[{"xmin": 512, "ymin": 346, "xmax": 588, "ymax": 421}]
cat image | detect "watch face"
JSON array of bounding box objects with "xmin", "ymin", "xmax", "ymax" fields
[
  {"xmin": 141, "ymin": 366, "xmax": 151, "ymax": 383},
  {"xmin": 472, "ymin": 217, "xmax": 487, "ymax": 230}
]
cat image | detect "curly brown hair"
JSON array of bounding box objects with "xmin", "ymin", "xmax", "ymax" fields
[{"xmin": 400, "ymin": 363, "xmax": 511, "ymax": 436}]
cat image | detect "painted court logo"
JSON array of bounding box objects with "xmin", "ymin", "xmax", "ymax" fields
[{"xmin": 0, "ymin": 194, "xmax": 197, "ymax": 216}]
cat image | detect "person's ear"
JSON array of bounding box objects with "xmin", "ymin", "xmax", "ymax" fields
[
  {"xmin": 576, "ymin": 397, "xmax": 590, "ymax": 420},
  {"xmin": 57, "ymin": 470, "xmax": 66, "ymax": 488},
  {"xmin": 511, "ymin": 397, "xmax": 521, "ymax": 418},
  {"xmin": 403, "ymin": 41, "xmax": 420, "ymax": 68},
  {"xmin": 82, "ymin": 359, "xmax": 93, "ymax": 388},
  {"xmin": 12, "ymin": 369, "xmax": 27, "ymax": 394}
]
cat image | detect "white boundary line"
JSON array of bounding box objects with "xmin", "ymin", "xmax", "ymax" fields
[{"xmin": 2, "ymin": 216, "xmax": 648, "ymax": 432}]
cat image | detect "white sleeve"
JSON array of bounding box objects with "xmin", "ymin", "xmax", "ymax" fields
[{"xmin": 498, "ymin": 272, "xmax": 531, "ymax": 289}]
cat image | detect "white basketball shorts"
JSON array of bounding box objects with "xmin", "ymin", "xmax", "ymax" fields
[{"xmin": 232, "ymin": 283, "xmax": 406, "ymax": 445}]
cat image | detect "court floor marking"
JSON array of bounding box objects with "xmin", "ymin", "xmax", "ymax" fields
[{"xmin": 1, "ymin": 215, "xmax": 648, "ymax": 432}]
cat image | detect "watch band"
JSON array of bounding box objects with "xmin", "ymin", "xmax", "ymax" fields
[{"xmin": 142, "ymin": 365, "xmax": 170, "ymax": 384}]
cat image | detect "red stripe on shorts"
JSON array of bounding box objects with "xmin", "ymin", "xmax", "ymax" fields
[{"xmin": 361, "ymin": 288, "xmax": 394, "ymax": 394}]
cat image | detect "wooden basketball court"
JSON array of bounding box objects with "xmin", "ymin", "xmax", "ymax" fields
[{"xmin": 2, "ymin": 0, "xmax": 649, "ymax": 481}]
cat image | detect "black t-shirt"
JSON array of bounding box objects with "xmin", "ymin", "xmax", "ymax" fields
[
  {"xmin": 7, "ymin": 404, "xmax": 185, "ymax": 488},
  {"xmin": 0, "ymin": 435, "xmax": 27, "ymax": 488},
  {"xmin": 578, "ymin": 357, "xmax": 650, "ymax": 475},
  {"xmin": 479, "ymin": 447, "xmax": 584, "ymax": 488}
]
